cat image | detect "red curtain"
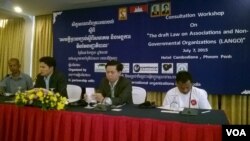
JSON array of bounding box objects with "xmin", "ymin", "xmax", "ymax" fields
[{"xmin": 0, "ymin": 104, "xmax": 222, "ymax": 141}]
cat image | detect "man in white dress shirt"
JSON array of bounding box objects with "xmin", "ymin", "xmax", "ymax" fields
[{"xmin": 162, "ymin": 71, "xmax": 212, "ymax": 109}]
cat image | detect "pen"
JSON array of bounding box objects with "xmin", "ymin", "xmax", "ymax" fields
[{"xmin": 201, "ymin": 110, "xmax": 210, "ymax": 114}]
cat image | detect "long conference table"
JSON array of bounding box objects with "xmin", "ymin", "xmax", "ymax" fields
[{"xmin": 0, "ymin": 96, "xmax": 229, "ymax": 141}]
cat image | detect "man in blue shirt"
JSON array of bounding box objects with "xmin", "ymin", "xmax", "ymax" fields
[{"xmin": 0, "ymin": 58, "xmax": 33, "ymax": 94}]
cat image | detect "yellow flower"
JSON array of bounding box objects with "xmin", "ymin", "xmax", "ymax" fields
[
  {"xmin": 36, "ymin": 91, "xmax": 43, "ymax": 97},
  {"xmin": 28, "ymin": 94, "xmax": 35, "ymax": 100},
  {"xmin": 14, "ymin": 88, "xmax": 68, "ymax": 110},
  {"xmin": 50, "ymin": 96, "xmax": 57, "ymax": 102},
  {"xmin": 39, "ymin": 97, "xmax": 44, "ymax": 101},
  {"xmin": 23, "ymin": 99, "xmax": 28, "ymax": 104},
  {"xmin": 26, "ymin": 89, "xmax": 35, "ymax": 93},
  {"xmin": 57, "ymin": 102, "xmax": 65, "ymax": 110},
  {"xmin": 50, "ymin": 103, "xmax": 56, "ymax": 107},
  {"xmin": 48, "ymin": 91, "xmax": 54, "ymax": 95}
]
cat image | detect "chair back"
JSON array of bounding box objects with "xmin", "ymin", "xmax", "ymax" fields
[
  {"xmin": 132, "ymin": 86, "xmax": 147, "ymax": 104},
  {"xmin": 67, "ymin": 84, "xmax": 82, "ymax": 102}
]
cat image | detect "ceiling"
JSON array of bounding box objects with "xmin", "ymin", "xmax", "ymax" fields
[{"xmin": 0, "ymin": 0, "xmax": 155, "ymax": 19}]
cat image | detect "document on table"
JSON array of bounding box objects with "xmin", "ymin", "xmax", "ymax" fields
[{"xmin": 157, "ymin": 106, "xmax": 184, "ymax": 114}]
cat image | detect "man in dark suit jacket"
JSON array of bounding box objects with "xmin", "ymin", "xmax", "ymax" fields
[
  {"xmin": 34, "ymin": 56, "xmax": 67, "ymax": 97},
  {"xmin": 95, "ymin": 60, "xmax": 132, "ymax": 105}
]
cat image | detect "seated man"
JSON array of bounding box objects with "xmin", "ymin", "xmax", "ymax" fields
[
  {"xmin": 162, "ymin": 71, "xmax": 212, "ymax": 109},
  {"xmin": 34, "ymin": 56, "xmax": 67, "ymax": 97},
  {"xmin": 94, "ymin": 60, "xmax": 132, "ymax": 106},
  {"xmin": 0, "ymin": 58, "xmax": 33, "ymax": 94}
]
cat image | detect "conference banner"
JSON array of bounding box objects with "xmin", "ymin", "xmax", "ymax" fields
[{"xmin": 53, "ymin": 0, "xmax": 250, "ymax": 95}]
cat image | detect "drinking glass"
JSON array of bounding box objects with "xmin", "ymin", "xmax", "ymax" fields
[
  {"xmin": 170, "ymin": 95, "xmax": 179, "ymax": 111},
  {"xmin": 85, "ymin": 93, "xmax": 92, "ymax": 109},
  {"xmin": 85, "ymin": 88, "xmax": 96, "ymax": 107},
  {"xmin": 17, "ymin": 86, "xmax": 22, "ymax": 93},
  {"xmin": 49, "ymin": 88, "xmax": 55, "ymax": 93}
]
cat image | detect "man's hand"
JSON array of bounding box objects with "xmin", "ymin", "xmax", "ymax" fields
[{"xmin": 95, "ymin": 93, "xmax": 104, "ymax": 102}]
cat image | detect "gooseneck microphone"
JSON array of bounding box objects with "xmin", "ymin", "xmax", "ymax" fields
[
  {"xmin": 188, "ymin": 87, "xmax": 193, "ymax": 108},
  {"xmin": 181, "ymin": 86, "xmax": 198, "ymax": 115}
]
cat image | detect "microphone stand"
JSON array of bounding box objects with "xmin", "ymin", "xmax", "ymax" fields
[
  {"xmin": 181, "ymin": 87, "xmax": 199, "ymax": 115},
  {"xmin": 188, "ymin": 87, "xmax": 192, "ymax": 108}
]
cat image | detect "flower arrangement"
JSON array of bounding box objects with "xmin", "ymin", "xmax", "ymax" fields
[{"xmin": 15, "ymin": 88, "xmax": 68, "ymax": 110}]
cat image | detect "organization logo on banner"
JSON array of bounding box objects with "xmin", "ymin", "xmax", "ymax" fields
[
  {"xmin": 122, "ymin": 63, "xmax": 130, "ymax": 73},
  {"xmin": 162, "ymin": 63, "xmax": 173, "ymax": 74},
  {"xmin": 118, "ymin": 7, "xmax": 128, "ymax": 21},
  {"xmin": 133, "ymin": 63, "xmax": 158, "ymax": 73},
  {"xmin": 176, "ymin": 63, "xmax": 188, "ymax": 72},
  {"xmin": 129, "ymin": 4, "xmax": 148, "ymax": 13},
  {"xmin": 241, "ymin": 90, "xmax": 250, "ymax": 95},
  {"xmin": 94, "ymin": 63, "xmax": 129, "ymax": 73},
  {"xmin": 94, "ymin": 63, "xmax": 106, "ymax": 72}
]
